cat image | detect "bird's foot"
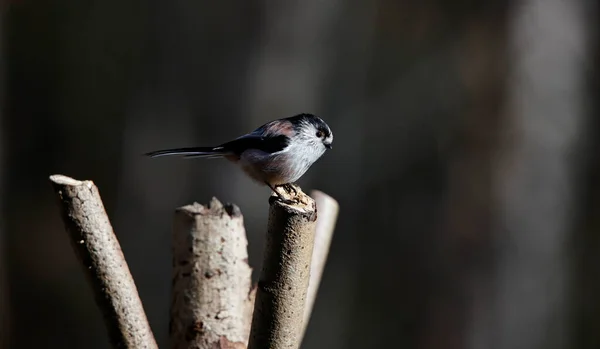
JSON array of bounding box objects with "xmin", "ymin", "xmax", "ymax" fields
[
  {"xmin": 268, "ymin": 195, "xmax": 297, "ymax": 205},
  {"xmin": 282, "ymin": 183, "xmax": 298, "ymax": 195},
  {"xmin": 266, "ymin": 182, "xmax": 299, "ymax": 205}
]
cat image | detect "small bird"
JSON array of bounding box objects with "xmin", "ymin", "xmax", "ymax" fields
[{"xmin": 146, "ymin": 113, "xmax": 333, "ymax": 203}]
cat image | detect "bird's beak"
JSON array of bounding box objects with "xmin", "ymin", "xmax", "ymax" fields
[{"xmin": 325, "ymin": 143, "xmax": 332, "ymax": 149}]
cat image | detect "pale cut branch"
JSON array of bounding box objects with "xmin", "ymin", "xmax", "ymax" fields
[
  {"xmin": 170, "ymin": 198, "xmax": 255, "ymax": 349},
  {"xmin": 49, "ymin": 174, "xmax": 157, "ymax": 349},
  {"xmin": 302, "ymin": 190, "xmax": 339, "ymax": 335},
  {"xmin": 248, "ymin": 188, "xmax": 317, "ymax": 349}
]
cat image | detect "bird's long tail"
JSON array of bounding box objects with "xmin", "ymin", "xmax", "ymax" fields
[{"xmin": 145, "ymin": 146, "xmax": 228, "ymax": 159}]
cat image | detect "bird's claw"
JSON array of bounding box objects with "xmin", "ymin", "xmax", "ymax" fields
[
  {"xmin": 266, "ymin": 182, "xmax": 302, "ymax": 205},
  {"xmin": 282, "ymin": 183, "xmax": 298, "ymax": 195},
  {"xmin": 269, "ymin": 195, "xmax": 298, "ymax": 205}
]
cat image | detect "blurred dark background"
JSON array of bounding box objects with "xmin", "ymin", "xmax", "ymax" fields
[{"xmin": 2, "ymin": 0, "xmax": 600, "ymax": 348}]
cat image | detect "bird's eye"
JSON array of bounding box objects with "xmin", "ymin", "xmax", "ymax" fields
[{"xmin": 316, "ymin": 130, "xmax": 323, "ymax": 138}]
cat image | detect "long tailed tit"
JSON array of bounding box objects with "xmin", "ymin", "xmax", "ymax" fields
[{"xmin": 146, "ymin": 113, "xmax": 333, "ymax": 203}]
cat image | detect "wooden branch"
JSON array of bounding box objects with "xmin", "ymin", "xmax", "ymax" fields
[
  {"xmin": 248, "ymin": 187, "xmax": 317, "ymax": 349},
  {"xmin": 302, "ymin": 190, "xmax": 339, "ymax": 334},
  {"xmin": 171, "ymin": 198, "xmax": 255, "ymax": 349},
  {"xmin": 49, "ymin": 174, "xmax": 157, "ymax": 349}
]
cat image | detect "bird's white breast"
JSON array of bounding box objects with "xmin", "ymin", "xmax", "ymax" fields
[{"xmin": 238, "ymin": 141, "xmax": 326, "ymax": 186}]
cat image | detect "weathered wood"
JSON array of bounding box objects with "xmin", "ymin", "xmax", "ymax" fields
[
  {"xmin": 249, "ymin": 188, "xmax": 317, "ymax": 349},
  {"xmin": 50, "ymin": 174, "xmax": 157, "ymax": 349},
  {"xmin": 171, "ymin": 198, "xmax": 255, "ymax": 349}
]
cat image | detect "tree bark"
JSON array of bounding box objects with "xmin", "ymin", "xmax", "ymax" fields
[
  {"xmin": 302, "ymin": 190, "xmax": 339, "ymax": 335},
  {"xmin": 248, "ymin": 189, "xmax": 317, "ymax": 349},
  {"xmin": 49, "ymin": 174, "xmax": 158, "ymax": 349},
  {"xmin": 170, "ymin": 198, "xmax": 255, "ymax": 349}
]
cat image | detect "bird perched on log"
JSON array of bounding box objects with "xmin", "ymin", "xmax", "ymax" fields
[{"xmin": 146, "ymin": 113, "xmax": 333, "ymax": 204}]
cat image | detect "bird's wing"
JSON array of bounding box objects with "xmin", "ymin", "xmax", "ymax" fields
[{"xmin": 219, "ymin": 133, "xmax": 290, "ymax": 155}]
